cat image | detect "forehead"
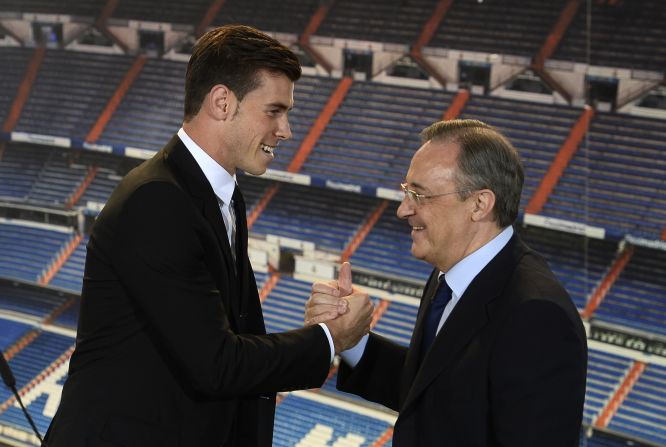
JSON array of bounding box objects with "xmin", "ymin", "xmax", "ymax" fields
[{"xmin": 406, "ymin": 139, "xmax": 460, "ymax": 187}]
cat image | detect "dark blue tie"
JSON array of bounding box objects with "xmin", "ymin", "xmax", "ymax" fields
[{"xmin": 421, "ymin": 276, "xmax": 452, "ymax": 360}]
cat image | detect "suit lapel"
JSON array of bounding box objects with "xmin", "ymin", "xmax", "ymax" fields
[
  {"xmin": 401, "ymin": 234, "xmax": 525, "ymax": 413},
  {"xmin": 163, "ymin": 135, "xmax": 241, "ymax": 328}
]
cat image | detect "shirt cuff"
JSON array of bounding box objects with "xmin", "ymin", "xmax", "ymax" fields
[
  {"xmin": 340, "ymin": 334, "xmax": 369, "ymax": 368},
  {"xmin": 318, "ymin": 323, "xmax": 335, "ymax": 363}
]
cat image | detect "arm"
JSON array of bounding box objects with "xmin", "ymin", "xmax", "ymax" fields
[
  {"xmin": 337, "ymin": 332, "xmax": 408, "ymax": 411},
  {"xmin": 112, "ymin": 182, "xmax": 330, "ymax": 397},
  {"xmin": 490, "ymin": 299, "xmax": 587, "ymax": 446}
]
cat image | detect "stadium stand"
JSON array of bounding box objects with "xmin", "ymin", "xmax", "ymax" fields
[
  {"xmin": 607, "ymin": 362, "xmax": 666, "ymax": 445},
  {"xmin": 14, "ymin": 50, "xmax": 133, "ymax": 140},
  {"xmin": 0, "ymin": 1, "xmax": 665, "ymax": 445},
  {"xmin": 0, "ymin": 47, "xmax": 32, "ymax": 128},
  {"xmin": 214, "ymin": 0, "xmax": 320, "ymax": 35},
  {"xmin": 593, "ymin": 246, "xmax": 666, "ymax": 338},
  {"xmin": 0, "ymin": 0, "xmax": 105, "ymax": 17},
  {"xmin": 111, "ymin": 0, "xmax": 212, "ymax": 25},
  {"xmin": 99, "ymin": 58, "xmax": 186, "ymax": 151},
  {"xmin": 518, "ymin": 226, "xmax": 617, "ymax": 310},
  {"xmin": 316, "ymin": 0, "xmax": 436, "ymax": 45},
  {"xmin": 302, "ymin": 81, "xmax": 454, "ymax": 188},
  {"xmin": 429, "ymin": 0, "xmax": 566, "ymax": 57},
  {"xmin": 553, "ymin": 0, "xmax": 666, "ymax": 72},
  {"xmin": 0, "ymin": 222, "xmax": 73, "ymax": 284},
  {"xmin": 542, "ymin": 112, "xmax": 666, "ymax": 240},
  {"xmin": 251, "ymin": 182, "xmax": 379, "ymax": 253},
  {"xmin": 0, "ymin": 282, "xmax": 69, "ymax": 320}
]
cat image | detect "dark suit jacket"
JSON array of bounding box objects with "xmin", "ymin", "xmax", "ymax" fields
[
  {"xmin": 338, "ymin": 234, "xmax": 587, "ymax": 446},
  {"xmin": 45, "ymin": 136, "xmax": 330, "ymax": 447}
]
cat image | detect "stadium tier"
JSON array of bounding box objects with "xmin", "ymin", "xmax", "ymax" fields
[
  {"xmin": 542, "ymin": 112, "xmax": 666, "ymax": 240},
  {"xmin": 303, "ymin": 81, "xmax": 454, "ymax": 188},
  {"xmin": 0, "ymin": 2, "xmax": 664, "ymax": 445},
  {"xmin": 593, "ymin": 247, "xmax": 666, "ymax": 338},
  {"xmin": 213, "ymin": 0, "xmax": 320, "ymax": 35},
  {"xmin": 518, "ymin": 226, "xmax": 617, "ymax": 311},
  {"xmin": 553, "ymin": 0, "xmax": 666, "ymax": 72},
  {"xmin": 316, "ymin": 0, "xmax": 436, "ymax": 45},
  {"xmin": 0, "ymin": 222, "xmax": 74, "ymax": 284},
  {"xmin": 15, "ymin": 50, "xmax": 133, "ymax": 140},
  {"xmin": 430, "ymin": 0, "xmax": 565, "ymax": 57}
]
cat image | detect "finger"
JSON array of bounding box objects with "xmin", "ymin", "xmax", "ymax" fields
[
  {"xmin": 309, "ymin": 293, "xmax": 345, "ymax": 306},
  {"xmin": 311, "ymin": 282, "xmax": 340, "ymax": 296},
  {"xmin": 338, "ymin": 261, "xmax": 352, "ymax": 296},
  {"xmin": 338, "ymin": 297, "xmax": 349, "ymax": 315}
]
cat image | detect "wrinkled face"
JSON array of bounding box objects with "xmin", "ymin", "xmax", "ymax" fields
[
  {"xmin": 397, "ymin": 139, "xmax": 476, "ymax": 272},
  {"xmin": 224, "ymin": 69, "xmax": 293, "ymax": 175}
]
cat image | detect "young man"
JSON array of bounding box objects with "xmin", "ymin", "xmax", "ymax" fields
[{"xmin": 45, "ymin": 25, "xmax": 372, "ymax": 447}]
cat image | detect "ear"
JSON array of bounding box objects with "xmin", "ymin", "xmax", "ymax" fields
[
  {"xmin": 206, "ymin": 84, "xmax": 235, "ymax": 121},
  {"xmin": 471, "ymin": 189, "xmax": 496, "ymax": 222}
]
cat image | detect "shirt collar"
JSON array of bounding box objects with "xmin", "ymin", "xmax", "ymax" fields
[
  {"xmin": 439, "ymin": 226, "xmax": 514, "ymax": 300},
  {"xmin": 178, "ymin": 127, "xmax": 236, "ymax": 205}
]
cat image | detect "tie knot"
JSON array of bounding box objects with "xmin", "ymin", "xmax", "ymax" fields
[{"xmin": 434, "ymin": 276, "xmax": 452, "ymax": 304}]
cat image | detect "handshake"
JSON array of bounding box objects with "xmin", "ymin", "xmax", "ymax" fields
[{"xmin": 304, "ymin": 262, "xmax": 374, "ymax": 354}]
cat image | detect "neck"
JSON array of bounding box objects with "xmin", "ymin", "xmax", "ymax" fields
[
  {"xmin": 438, "ymin": 223, "xmax": 504, "ymax": 272},
  {"xmin": 182, "ymin": 120, "xmax": 235, "ymax": 175}
]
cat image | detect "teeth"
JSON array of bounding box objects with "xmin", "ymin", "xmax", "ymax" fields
[
  {"xmin": 261, "ymin": 144, "xmax": 275, "ymax": 155},
  {"xmin": 412, "ymin": 226, "xmax": 424, "ymax": 230}
]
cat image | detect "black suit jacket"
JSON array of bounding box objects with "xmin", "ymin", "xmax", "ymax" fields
[
  {"xmin": 45, "ymin": 136, "xmax": 330, "ymax": 447},
  {"xmin": 338, "ymin": 234, "xmax": 587, "ymax": 446}
]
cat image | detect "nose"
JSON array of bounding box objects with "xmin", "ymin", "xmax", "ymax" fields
[
  {"xmin": 397, "ymin": 196, "xmax": 414, "ymax": 220},
  {"xmin": 276, "ymin": 114, "xmax": 292, "ymax": 141}
]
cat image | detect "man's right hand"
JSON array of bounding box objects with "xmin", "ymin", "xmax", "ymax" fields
[{"xmin": 323, "ymin": 262, "xmax": 374, "ymax": 353}]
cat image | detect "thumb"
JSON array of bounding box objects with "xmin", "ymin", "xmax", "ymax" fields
[{"xmin": 338, "ymin": 261, "xmax": 352, "ymax": 296}]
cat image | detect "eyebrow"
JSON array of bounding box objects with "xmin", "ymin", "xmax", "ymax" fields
[{"xmin": 265, "ymin": 102, "xmax": 293, "ymax": 111}]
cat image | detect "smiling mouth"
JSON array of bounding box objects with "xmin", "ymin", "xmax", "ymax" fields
[
  {"xmin": 260, "ymin": 143, "xmax": 275, "ymax": 156},
  {"xmin": 412, "ymin": 226, "xmax": 425, "ymax": 231}
]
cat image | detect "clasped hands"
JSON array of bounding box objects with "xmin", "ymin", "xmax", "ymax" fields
[{"xmin": 304, "ymin": 262, "xmax": 374, "ymax": 354}]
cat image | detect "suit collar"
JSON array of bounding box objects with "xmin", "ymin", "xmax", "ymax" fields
[
  {"xmin": 177, "ymin": 127, "xmax": 236, "ymax": 206},
  {"xmin": 401, "ymin": 233, "xmax": 529, "ymax": 413},
  {"xmin": 163, "ymin": 135, "xmax": 241, "ymax": 327}
]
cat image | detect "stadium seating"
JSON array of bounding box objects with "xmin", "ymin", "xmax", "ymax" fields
[
  {"xmin": 111, "ymin": 0, "xmax": 211, "ymax": 25},
  {"xmin": 0, "ymin": 0, "xmax": 104, "ymax": 17},
  {"xmin": 303, "ymin": 81, "xmax": 454, "ymax": 188},
  {"xmin": 0, "ymin": 316, "xmax": 33, "ymax": 351},
  {"xmin": 553, "ymin": 0, "xmax": 666, "ymax": 72},
  {"xmin": 100, "ymin": 58, "xmax": 185, "ymax": 151},
  {"xmin": 262, "ymin": 276, "xmax": 311, "ymax": 334},
  {"xmin": 593, "ymin": 246, "xmax": 666, "ymax": 337},
  {"xmin": 583, "ymin": 349, "xmax": 632, "ymax": 426},
  {"xmin": 429, "ymin": 0, "xmax": 565, "ymax": 57},
  {"xmin": 542, "ymin": 112, "xmax": 666, "ymax": 239},
  {"xmin": 608, "ymin": 363, "xmax": 666, "ymax": 446},
  {"xmin": 214, "ymin": 0, "xmax": 320, "ymax": 35},
  {"xmin": 0, "ymin": 329, "xmax": 74, "ymax": 437},
  {"xmin": 49, "ymin": 236, "xmax": 88, "ymax": 293},
  {"xmin": 0, "ymin": 221, "xmax": 73, "ymax": 284},
  {"xmin": 316, "ymin": 0, "xmax": 436, "ymax": 45},
  {"xmin": 0, "ymin": 282, "xmax": 70, "ymax": 320},
  {"xmin": 274, "ymin": 393, "xmax": 393, "ymax": 446},
  {"xmin": 0, "ymin": 143, "xmax": 51, "ymax": 202},
  {"xmin": 518, "ymin": 226, "xmax": 617, "ymax": 310},
  {"xmin": 251, "ymin": 182, "xmax": 379, "ymax": 253},
  {"xmin": 0, "ymin": 47, "xmax": 32, "ymax": 128},
  {"xmin": 15, "ymin": 50, "xmax": 133, "ymax": 140}
]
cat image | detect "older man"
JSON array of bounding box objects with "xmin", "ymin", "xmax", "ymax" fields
[{"xmin": 310, "ymin": 119, "xmax": 587, "ymax": 446}]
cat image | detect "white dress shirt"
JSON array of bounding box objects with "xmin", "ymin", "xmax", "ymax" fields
[
  {"xmin": 342, "ymin": 226, "xmax": 514, "ymax": 367},
  {"xmin": 178, "ymin": 128, "xmax": 336, "ymax": 362}
]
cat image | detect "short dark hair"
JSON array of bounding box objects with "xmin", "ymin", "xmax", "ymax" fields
[
  {"xmin": 184, "ymin": 25, "xmax": 301, "ymax": 121},
  {"xmin": 420, "ymin": 119, "xmax": 524, "ymax": 227}
]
